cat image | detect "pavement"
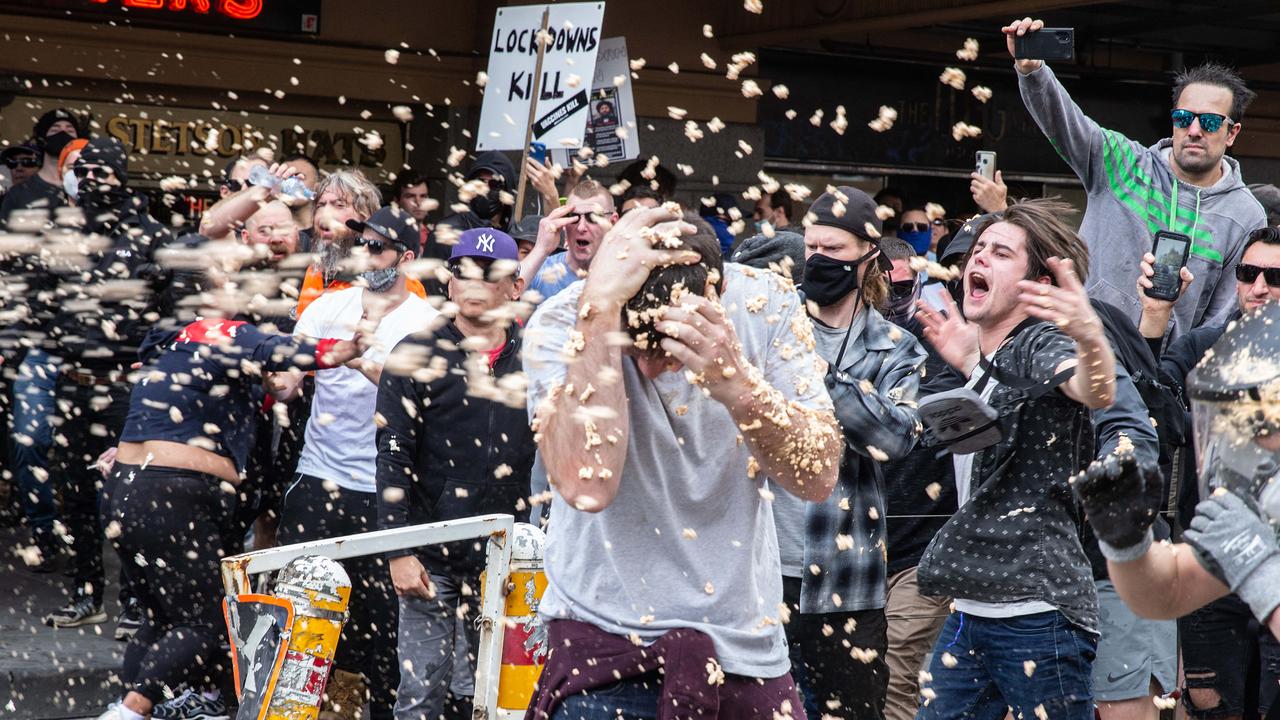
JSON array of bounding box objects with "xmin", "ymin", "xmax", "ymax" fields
[{"xmin": 0, "ymin": 526, "xmax": 125, "ymax": 720}]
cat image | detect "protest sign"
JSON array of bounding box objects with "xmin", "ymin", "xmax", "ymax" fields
[
  {"xmin": 476, "ymin": 2, "xmax": 605, "ymax": 152},
  {"xmin": 554, "ymin": 36, "xmax": 639, "ymax": 166}
]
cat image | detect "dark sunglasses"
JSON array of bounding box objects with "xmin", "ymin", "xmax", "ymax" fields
[
  {"xmin": 1171, "ymin": 109, "xmax": 1233, "ymax": 134},
  {"xmin": 900, "ymin": 222, "xmax": 931, "ymax": 233},
  {"xmin": 72, "ymin": 164, "xmax": 115, "ymax": 181},
  {"xmin": 5, "ymin": 157, "xmax": 38, "ymax": 169},
  {"xmin": 1236, "ymin": 263, "xmax": 1280, "ymax": 288},
  {"xmin": 223, "ymin": 179, "xmax": 246, "ymax": 193},
  {"xmin": 567, "ymin": 212, "xmax": 602, "ymax": 225},
  {"xmin": 448, "ymin": 257, "xmax": 514, "ymax": 282},
  {"xmin": 353, "ymin": 236, "xmax": 405, "ymax": 255}
]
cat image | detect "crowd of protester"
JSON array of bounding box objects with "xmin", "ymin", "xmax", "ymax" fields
[{"xmin": 8, "ymin": 17, "xmax": 1280, "ymax": 720}]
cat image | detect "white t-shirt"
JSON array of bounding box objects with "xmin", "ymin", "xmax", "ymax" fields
[
  {"xmin": 952, "ymin": 356, "xmax": 1055, "ymax": 618},
  {"xmin": 294, "ymin": 286, "xmax": 439, "ymax": 492},
  {"xmin": 523, "ymin": 264, "xmax": 833, "ymax": 678}
]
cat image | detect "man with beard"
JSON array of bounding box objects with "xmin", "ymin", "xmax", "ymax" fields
[
  {"xmin": 39, "ymin": 139, "xmax": 171, "ymax": 634},
  {"xmin": 272, "ymin": 205, "xmax": 440, "ymax": 720},
  {"xmin": 1, "ymin": 108, "xmax": 82, "ymax": 225},
  {"xmin": 1008, "ymin": 18, "xmax": 1265, "ymax": 338}
]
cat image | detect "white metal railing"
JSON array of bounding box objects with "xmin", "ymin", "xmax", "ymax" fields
[{"xmin": 220, "ymin": 513, "xmax": 516, "ymax": 720}]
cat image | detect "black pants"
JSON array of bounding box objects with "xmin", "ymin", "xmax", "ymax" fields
[
  {"xmin": 104, "ymin": 463, "xmax": 235, "ymax": 704},
  {"xmin": 279, "ymin": 474, "xmax": 400, "ymax": 720},
  {"xmin": 790, "ymin": 595, "xmax": 889, "ymax": 720},
  {"xmin": 50, "ymin": 379, "xmax": 131, "ymax": 604}
]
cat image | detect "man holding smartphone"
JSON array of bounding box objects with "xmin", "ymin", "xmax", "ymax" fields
[{"xmin": 1005, "ymin": 18, "xmax": 1265, "ymax": 340}]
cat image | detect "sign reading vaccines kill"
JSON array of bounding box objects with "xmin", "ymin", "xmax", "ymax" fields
[
  {"xmin": 554, "ymin": 36, "xmax": 639, "ymax": 166},
  {"xmin": 475, "ymin": 2, "xmax": 605, "ymax": 152}
]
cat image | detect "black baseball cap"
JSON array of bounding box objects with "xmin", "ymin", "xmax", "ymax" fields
[
  {"xmin": 808, "ymin": 186, "xmax": 882, "ymax": 243},
  {"xmin": 511, "ymin": 214, "xmax": 542, "ymax": 244},
  {"xmin": 346, "ymin": 205, "xmax": 419, "ymax": 248}
]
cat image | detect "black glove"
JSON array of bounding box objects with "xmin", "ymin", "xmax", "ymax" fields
[{"xmin": 1069, "ymin": 449, "xmax": 1164, "ymax": 560}]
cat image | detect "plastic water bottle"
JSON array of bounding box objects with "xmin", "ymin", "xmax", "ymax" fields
[{"xmin": 247, "ymin": 165, "xmax": 314, "ymax": 201}]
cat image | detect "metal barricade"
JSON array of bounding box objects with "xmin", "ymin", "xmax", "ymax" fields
[{"xmin": 220, "ymin": 513, "xmax": 539, "ymax": 720}]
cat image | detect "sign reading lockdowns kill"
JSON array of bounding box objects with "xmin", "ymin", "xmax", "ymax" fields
[{"xmin": 476, "ymin": 2, "xmax": 605, "ymax": 152}]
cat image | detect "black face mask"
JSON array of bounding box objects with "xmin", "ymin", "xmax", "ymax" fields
[
  {"xmin": 78, "ymin": 182, "xmax": 131, "ymax": 225},
  {"xmin": 43, "ymin": 131, "xmax": 75, "ymax": 159},
  {"xmin": 802, "ymin": 249, "xmax": 878, "ymax": 307},
  {"xmin": 469, "ymin": 188, "xmax": 502, "ymax": 220},
  {"xmin": 886, "ymin": 277, "xmax": 920, "ymax": 325}
]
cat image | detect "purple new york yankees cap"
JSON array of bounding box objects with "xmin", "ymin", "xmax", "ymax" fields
[{"xmin": 451, "ymin": 227, "xmax": 519, "ymax": 263}]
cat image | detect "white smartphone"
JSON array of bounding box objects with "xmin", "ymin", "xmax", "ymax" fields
[
  {"xmin": 921, "ymin": 282, "xmax": 952, "ymax": 314},
  {"xmin": 975, "ymin": 151, "xmax": 997, "ymax": 181}
]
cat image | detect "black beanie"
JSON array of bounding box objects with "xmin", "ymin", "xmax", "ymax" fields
[
  {"xmin": 807, "ymin": 186, "xmax": 881, "ymax": 243},
  {"xmin": 34, "ymin": 108, "xmax": 78, "ymax": 141},
  {"xmin": 77, "ymin": 138, "xmax": 129, "ymax": 185}
]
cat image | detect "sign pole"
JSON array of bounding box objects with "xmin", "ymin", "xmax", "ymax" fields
[{"xmin": 512, "ymin": 7, "xmax": 550, "ymax": 224}]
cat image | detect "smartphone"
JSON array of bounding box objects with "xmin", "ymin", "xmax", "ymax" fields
[
  {"xmin": 1013, "ymin": 27, "xmax": 1075, "ymax": 61},
  {"xmin": 1145, "ymin": 230, "xmax": 1192, "ymax": 301},
  {"xmin": 529, "ymin": 141, "xmax": 547, "ymax": 165},
  {"xmin": 975, "ymin": 151, "xmax": 997, "ymax": 181},
  {"xmin": 921, "ymin": 282, "xmax": 952, "ymax": 314}
]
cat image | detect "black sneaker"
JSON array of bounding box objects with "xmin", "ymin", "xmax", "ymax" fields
[
  {"xmin": 152, "ymin": 691, "xmax": 230, "ymax": 720},
  {"xmin": 43, "ymin": 593, "xmax": 107, "ymax": 628},
  {"xmin": 114, "ymin": 599, "xmax": 144, "ymax": 641}
]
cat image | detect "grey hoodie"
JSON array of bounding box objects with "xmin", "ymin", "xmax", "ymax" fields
[{"xmin": 1018, "ymin": 64, "xmax": 1265, "ymax": 340}]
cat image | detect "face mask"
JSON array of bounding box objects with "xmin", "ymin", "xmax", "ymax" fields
[
  {"xmin": 360, "ymin": 266, "xmax": 399, "ymax": 293},
  {"xmin": 753, "ymin": 220, "xmax": 765, "ymax": 233},
  {"xmin": 900, "ymin": 228, "xmax": 932, "ymax": 256},
  {"xmin": 78, "ymin": 181, "xmax": 130, "ymax": 222},
  {"xmin": 706, "ymin": 216, "xmax": 735, "ymax": 252},
  {"xmin": 802, "ymin": 249, "xmax": 878, "ymax": 307},
  {"xmin": 62, "ymin": 169, "xmax": 78, "ymax": 200},
  {"xmin": 43, "ymin": 131, "xmax": 74, "ymax": 159},
  {"xmin": 886, "ymin": 276, "xmax": 921, "ymax": 325},
  {"xmin": 470, "ymin": 189, "xmax": 501, "ymax": 220}
]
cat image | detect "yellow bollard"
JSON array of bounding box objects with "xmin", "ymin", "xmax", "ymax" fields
[{"xmin": 493, "ymin": 523, "xmax": 548, "ymax": 713}]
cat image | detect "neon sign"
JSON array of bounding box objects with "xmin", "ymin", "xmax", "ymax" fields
[{"xmin": 88, "ymin": 0, "xmax": 264, "ymax": 21}]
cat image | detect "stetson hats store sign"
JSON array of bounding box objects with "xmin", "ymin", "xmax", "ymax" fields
[{"xmin": 2, "ymin": 97, "xmax": 404, "ymax": 187}]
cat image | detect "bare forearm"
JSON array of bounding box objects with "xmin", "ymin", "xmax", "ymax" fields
[
  {"xmin": 1109, "ymin": 541, "xmax": 1228, "ymax": 619},
  {"xmin": 1066, "ymin": 335, "xmax": 1115, "ymax": 409},
  {"xmin": 199, "ymin": 187, "xmax": 270, "ymax": 238},
  {"xmin": 1138, "ymin": 308, "xmax": 1173, "ymax": 340},
  {"xmin": 534, "ymin": 301, "xmax": 629, "ymax": 511},
  {"xmin": 519, "ymin": 245, "xmax": 555, "ymax": 286},
  {"xmin": 726, "ymin": 365, "xmax": 841, "ymax": 501}
]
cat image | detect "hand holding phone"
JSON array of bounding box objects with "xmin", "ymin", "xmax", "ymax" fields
[
  {"xmin": 529, "ymin": 142, "xmax": 548, "ymax": 165},
  {"xmin": 1012, "ymin": 27, "xmax": 1075, "ymax": 61},
  {"xmin": 1142, "ymin": 231, "xmax": 1193, "ymax": 302}
]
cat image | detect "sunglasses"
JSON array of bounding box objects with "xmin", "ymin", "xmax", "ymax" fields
[
  {"xmin": 353, "ymin": 236, "xmax": 405, "ymax": 254},
  {"xmin": 567, "ymin": 212, "xmax": 602, "ymax": 225},
  {"xmin": 1171, "ymin": 109, "xmax": 1233, "ymax": 134},
  {"xmin": 900, "ymin": 223, "xmax": 931, "ymax": 233},
  {"xmin": 72, "ymin": 164, "xmax": 115, "ymax": 181},
  {"xmin": 1236, "ymin": 263, "xmax": 1280, "ymax": 288},
  {"xmin": 5, "ymin": 157, "xmax": 38, "ymax": 169},
  {"xmin": 448, "ymin": 257, "xmax": 514, "ymax": 282},
  {"xmin": 223, "ymin": 179, "xmax": 246, "ymax": 193}
]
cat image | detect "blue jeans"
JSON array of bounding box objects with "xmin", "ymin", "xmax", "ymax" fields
[
  {"xmin": 11, "ymin": 350, "xmax": 60, "ymax": 535},
  {"xmin": 554, "ymin": 676, "xmax": 661, "ymax": 720},
  {"xmin": 916, "ymin": 611, "xmax": 1097, "ymax": 720}
]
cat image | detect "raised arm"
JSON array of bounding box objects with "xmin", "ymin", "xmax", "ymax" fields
[
  {"xmin": 519, "ymin": 204, "xmax": 574, "ymax": 285},
  {"xmin": 1005, "ymin": 18, "xmax": 1119, "ymax": 190},
  {"xmin": 1016, "ymin": 257, "xmax": 1115, "ymax": 409},
  {"xmin": 527, "ymin": 206, "xmax": 699, "ymax": 512}
]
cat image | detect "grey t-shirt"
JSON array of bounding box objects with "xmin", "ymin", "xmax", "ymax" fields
[{"xmin": 523, "ymin": 263, "xmax": 834, "ymax": 678}]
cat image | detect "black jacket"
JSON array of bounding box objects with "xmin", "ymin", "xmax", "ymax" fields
[
  {"xmin": 44, "ymin": 193, "xmax": 178, "ymax": 372},
  {"xmin": 375, "ymin": 319, "xmax": 534, "ymax": 577}
]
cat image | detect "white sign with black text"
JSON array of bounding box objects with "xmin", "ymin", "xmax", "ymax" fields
[{"xmin": 476, "ymin": 2, "xmax": 606, "ymax": 152}]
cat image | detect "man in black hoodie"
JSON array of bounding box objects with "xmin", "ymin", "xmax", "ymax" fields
[
  {"xmin": 376, "ymin": 227, "xmax": 534, "ymax": 719},
  {"xmin": 429, "ymin": 151, "xmax": 516, "ymax": 261},
  {"xmin": 41, "ymin": 138, "xmax": 176, "ymax": 632}
]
